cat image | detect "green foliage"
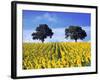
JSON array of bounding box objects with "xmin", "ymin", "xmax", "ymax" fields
[
  {"xmin": 31, "ymin": 24, "xmax": 53, "ymax": 43},
  {"xmin": 65, "ymin": 26, "xmax": 87, "ymax": 42}
]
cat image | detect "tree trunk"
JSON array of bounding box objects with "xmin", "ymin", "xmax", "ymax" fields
[
  {"xmin": 75, "ymin": 39, "xmax": 77, "ymax": 42},
  {"xmin": 41, "ymin": 39, "xmax": 44, "ymax": 43}
]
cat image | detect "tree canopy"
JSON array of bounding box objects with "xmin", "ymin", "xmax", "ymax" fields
[
  {"xmin": 65, "ymin": 26, "xmax": 87, "ymax": 42},
  {"xmin": 31, "ymin": 24, "xmax": 54, "ymax": 43}
]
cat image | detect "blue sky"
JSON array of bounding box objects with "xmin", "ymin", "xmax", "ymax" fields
[{"xmin": 22, "ymin": 10, "xmax": 91, "ymax": 42}]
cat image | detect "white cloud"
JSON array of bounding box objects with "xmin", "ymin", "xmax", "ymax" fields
[
  {"xmin": 44, "ymin": 13, "xmax": 57, "ymax": 22},
  {"xmin": 81, "ymin": 26, "xmax": 91, "ymax": 41},
  {"xmin": 23, "ymin": 30, "xmax": 41, "ymax": 43},
  {"xmin": 87, "ymin": 40, "xmax": 91, "ymax": 42},
  {"xmin": 82, "ymin": 26, "xmax": 90, "ymax": 32},
  {"xmin": 23, "ymin": 28, "xmax": 66, "ymax": 43},
  {"xmin": 23, "ymin": 26, "xmax": 91, "ymax": 43},
  {"xmin": 23, "ymin": 30, "xmax": 33, "ymax": 42},
  {"xmin": 45, "ymin": 28, "xmax": 66, "ymax": 42},
  {"xmin": 33, "ymin": 13, "xmax": 57, "ymax": 23}
]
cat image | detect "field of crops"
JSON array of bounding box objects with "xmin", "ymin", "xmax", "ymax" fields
[{"xmin": 22, "ymin": 42, "xmax": 91, "ymax": 70}]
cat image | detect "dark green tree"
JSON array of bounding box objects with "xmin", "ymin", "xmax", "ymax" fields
[
  {"xmin": 32, "ymin": 24, "xmax": 53, "ymax": 43},
  {"xmin": 65, "ymin": 26, "xmax": 87, "ymax": 42}
]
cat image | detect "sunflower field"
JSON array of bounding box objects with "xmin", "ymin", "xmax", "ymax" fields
[{"xmin": 22, "ymin": 42, "xmax": 91, "ymax": 69}]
